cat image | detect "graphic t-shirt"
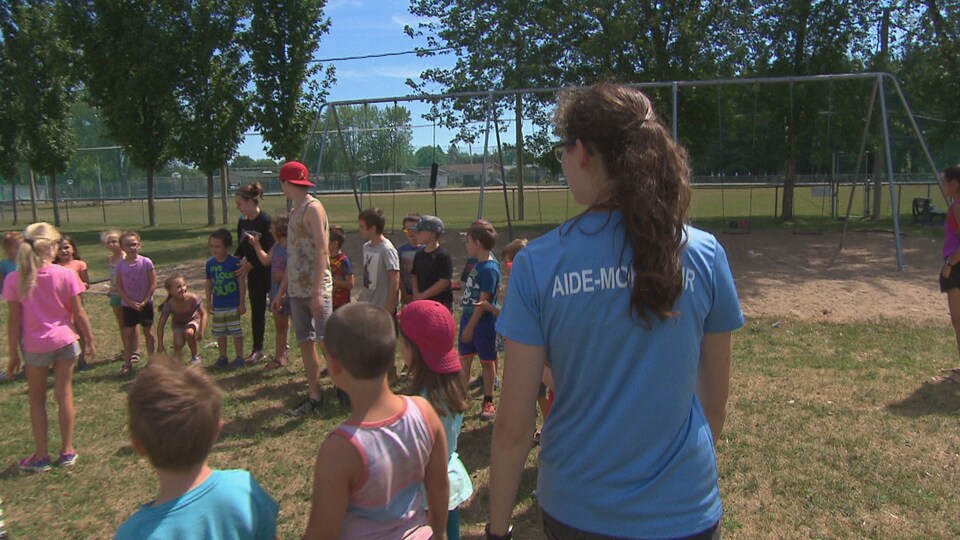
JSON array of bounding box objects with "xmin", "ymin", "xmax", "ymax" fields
[
  {"xmin": 2, "ymin": 265, "xmax": 83, "ymax": 353},
  {"xmin": 359, "ymin": 239, "xmax": 400, "ymax": 309},
  {"xmin": 206, "ymin": 255, "xmax": 242, "ymax": 310},
  {"xmin": 412, "ymin": 247, "xmax": 453, "ymax": 309},
  {"xmin": 460, "ymin": 258, "xmax": 500, "ymax": 330},
  {"xmin": 115, "ymin": 470, "xmax": 278, "ymax": 540},
  {"xmin": 495, "ymin": 211, "xmax": 745, "ymax": 538},
  {"xmin": 235, "ymin": 211, "xmax": 274, "ymax": 272},
  {"xmin": 398, "ymin": 243, "xmax": 423, "ymax": 295},
  {"xmin": 116, "ymin": 256, "xmax": 155, "ymax": 308},
  {"xmin": 330, "ymin": 252, "xmax": 354, "ymax": 309}
]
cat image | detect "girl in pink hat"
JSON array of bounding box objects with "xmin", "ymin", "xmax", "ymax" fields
[{"xmin": 397, "ymin": 300, "xmax": 473, "ymax": 540}]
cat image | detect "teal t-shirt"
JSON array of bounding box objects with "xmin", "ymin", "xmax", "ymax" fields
[
  {"xmin": 115, "ymin": 470, "xmax": 278, "ymax": 540},
  {"xmin": 496, "ymin": 212, "xmax": 744, "ymax": 538}
]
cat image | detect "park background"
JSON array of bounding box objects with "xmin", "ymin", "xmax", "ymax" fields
[{"xmin": 2, "ymin": 1, "xmax": 960, "ymax": 538}]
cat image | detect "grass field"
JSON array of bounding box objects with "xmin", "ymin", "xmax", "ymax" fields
[
  {"xmin": 0, "ymin": 185, "xmax": 957, "ymax": 538},
  {"xmin": 1, "ymin": 298, "xmax": 959, "ymax": 538}
]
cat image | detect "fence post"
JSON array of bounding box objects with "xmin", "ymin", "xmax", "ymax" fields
[
  {"xmin": 141, "ymin": 197, "xmax": 145, "ymax": 224},
  {"xmin": 774, "ymin": 186, "xmax": 779, "ymax": 218}
]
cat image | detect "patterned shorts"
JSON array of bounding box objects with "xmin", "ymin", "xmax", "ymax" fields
[{"xmin": 211, "ymin": 308, "xmax": 242, "ymax": 337}]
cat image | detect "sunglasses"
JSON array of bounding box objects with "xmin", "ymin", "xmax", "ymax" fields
[{"xmin": 553, "ymin": 140, "xmax": 573, "ymax": 163}]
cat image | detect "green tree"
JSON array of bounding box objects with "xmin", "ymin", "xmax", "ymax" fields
[
  {"xmin": 414, "ymin": 145, "xmax": 447, "ymax": 167},
  {"xmin": 175, "ymin": 0, "xmax": 250, "ymax": 225},
  {"xmin": 64, "ymin": 0, "xmax": 186, "ymax": 226},
  {"xmin": 248, "ymin": 0, "xmax": 334, "ymax": 162},
  {"xmin": 6, "ymin": 0, "xmax": 78, "ymax": 228},
  {"xmin": 0, "ymin": 7, "xmax": 24, "ymax": 223}
]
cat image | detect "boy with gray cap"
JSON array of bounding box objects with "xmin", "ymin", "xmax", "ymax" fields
[{"xmin": 410, "ymin": 215, "xmax": 454, "ymax": 311}]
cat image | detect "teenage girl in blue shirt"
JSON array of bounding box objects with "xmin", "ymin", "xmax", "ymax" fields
[{"xmin": 487, "ymin": 83, "xmax": 744, "ymax": 540}]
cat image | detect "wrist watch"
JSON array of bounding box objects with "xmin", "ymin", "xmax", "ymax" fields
[{"xmin": 485, "ymin": 523, "xmax": 513, "ymax": 540}]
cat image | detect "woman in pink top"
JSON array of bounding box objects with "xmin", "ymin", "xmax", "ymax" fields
[{"xmin": 3, "ymin": 223, "xmax": 95, "ymax": 473}]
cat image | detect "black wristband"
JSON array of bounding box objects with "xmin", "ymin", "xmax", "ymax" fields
[{"xmin": 485, "ymin": 523, "xmax": 513, "ymax": 540}]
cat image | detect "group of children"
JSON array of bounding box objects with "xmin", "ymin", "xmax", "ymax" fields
[{"xmin": 1, "ymin": 198, "xmax": 539, "ymax": 538}]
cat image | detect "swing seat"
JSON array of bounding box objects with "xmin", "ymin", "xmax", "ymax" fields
[
  {"xmin": 912, "ymin": 198, "xmax": 946, "ymax": 226},
  {"xmin": 724, "ymin": 219, "xmax": 752, "ymax": 235}
]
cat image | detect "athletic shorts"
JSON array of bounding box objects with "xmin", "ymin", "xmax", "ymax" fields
[
  {"xmin": 211, "ymin": 308, "xmax": 242, "ymax": 337},
  {"xmin": 172, "ymin": 320, "xmax": 200, "ymax": 335},
  {"xmin": 122, "ymin": 303, "xmax": 155, "ymax": 327},
  {"xmin": 109, "ymin": 293, "xmax": 122, "ymax": 307},
  {"xmin": 940, "ymin": 264, "xmax": 960, "ymax": 292},
  {"xmin": 290, "ymin": 296, "xmax": 331, "ymax": 344},
  {"xmin": 458, "ymin": 318, "xmax": 498, "ymax": 361},
  {"xmin": 23, "ymin": 341, "xmax": 81, "ymax": 368}
]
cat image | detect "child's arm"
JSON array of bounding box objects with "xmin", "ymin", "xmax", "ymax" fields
[
  {"xmin": 474, "ymin": 299, "xmax": 500, "ymax": 317},
  {"xmin": 205, "ymin": 279, "xmax": 212, "ymax": 315},
  {"xmin": 197, "ymin": 296, "xmax": 207, "ymax": 338},
  {"xmin": 385, "ymin": 270, "xmax": 400, "ymax": 314},
  {"xmin": 79, "ymin": 267, "xmax": 90, "ymax": 289},
  {"xmin": 144, "ymin": 267, "xmax": 157, "ymax": 308},
  {"xmin": 301, "ymin": 434, "xmax": 362, "ymax": 540},
  {"xmin": 417, "ymin": 278, "xmax": 451, "ymax": 301},
  {"xmin": 155, "ymin": 310, "xmax": 169, "ymax": 353},
  {"xmin": 416, "ymin": 397, "xmax": 450, "ymax": 537},
  {"xmin": 70, "ymin": 295, "xmax": 95, "ymax": 358},
  {"xmin": 410, "ymin": 269, "xmax": 421, "ymax": 298},
  {"xmin": 696, "ymin": 332, "xmax": 733, "ymax": 443},
  {"xmin": 272, "ymin": 272, "xmax": 288, "ymax": 314},
  {"xmin": 237, "ymin": 270, "xmax": 247, "ymax": 316},
  {"xmin": 6, "ymin": 300, "xmax": 20, "ymax": 378},
  {"xmin": 461, "ymin": 290, "xmax": 492, "ymax": 343}
]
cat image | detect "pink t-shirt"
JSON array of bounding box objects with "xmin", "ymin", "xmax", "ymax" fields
[
  {"xmin": 2, "ymin": 264, "xmax": 83, "ymax": 353},
  {"xmin": 59, "ymin": 259, "xmax": 89, "ymax": 289}
]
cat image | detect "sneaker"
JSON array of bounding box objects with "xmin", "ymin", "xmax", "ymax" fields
[
  {"xmin": 58, "ymin": 451, "xmax": 78, "ymax": 467},
  {"xmin": 18, "ymin": 454, "xmax": 51, "ymax": 473},
  {"xmin": 481, "ymin": 401, "xmax": 496, "ymax": 420},
  {"xmin": 288, "ymin": 396, "xmax": 323, "ymax": 417},
  {"xmin": 213, "ymin": 357, "xmax": 229, "ymax": 369},
  {"xmin": 189, "ymin": 355, "xmax": 203, "ymax": 366},
  {"xmin": 231, "ymin": 357, "xmax": 245, "ymax": 369},
  {"xmin": 468, "ymin": 377, "xmax": 483, "ymax": 390},
  {"xmin": 244, "ymin": 351, "xmax": 265, "ymax": 365}
]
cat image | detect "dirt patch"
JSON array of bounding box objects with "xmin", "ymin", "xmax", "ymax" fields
[{"xmin": 137, "ymin": 226, "xmax": 949, "ymax": 324}]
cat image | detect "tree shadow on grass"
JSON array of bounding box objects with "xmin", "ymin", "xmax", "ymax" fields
[
  {"xmin": 460, "ymin": 465, "xmax": 542, "ymax": 538},
  {"xmin": 886, "ymin": 378, "xmax": 960, "ymax": 417}
]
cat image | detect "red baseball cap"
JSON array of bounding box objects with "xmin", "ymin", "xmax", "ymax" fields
[
  {"xmin": 397, "ymin": 300, "xmax": 461, "ymax": 375},
  {"xmin": 279, "ymin": 161, "xmax": 313, "ymax": 187}
]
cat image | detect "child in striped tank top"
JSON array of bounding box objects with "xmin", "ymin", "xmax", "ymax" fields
[{"xmin": 303, "ymin": 303, "xmax": 449, "ymax": 539}]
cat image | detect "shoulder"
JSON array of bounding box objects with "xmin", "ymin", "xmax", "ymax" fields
[
  {"xmin": 681, "ymin": 226, "xmax": 723, "ymax": 260},
  {"xmin": 141, "ymin": 256, "xmax": 155, "ymax": 268}
]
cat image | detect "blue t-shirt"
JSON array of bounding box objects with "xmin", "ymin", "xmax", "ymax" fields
[
  {"xmin": 496, "ymin": 211, "xmax": 744, "ymax": 538},
  {"xmin": 0, "ymin": 259, "xmax": 17, "ymax": 284},
  {"xmin": 460, "ymin": 258, "xmax": 500, "ymax": 330},
  {"xmin": 205, "ymin": 255, "xmax": 242, "ymax": 310},
  {"xmin": 115, "ymin": 469, "xmax": 278, "ymax": 540}
]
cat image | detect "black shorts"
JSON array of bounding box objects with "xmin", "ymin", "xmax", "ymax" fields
[{"xmin": 122, "ymin": 303, "xmax": 155, "ymax": 327}]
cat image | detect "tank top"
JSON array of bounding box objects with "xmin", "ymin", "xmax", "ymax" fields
[
  {"xmin": 287, "ymin": 197, "xmax": 332, "ymax": 299},
  {"xmin": 944, "ymin": 200, "xmax": 960, "ymax": 259},
  {"xmin": 334, "ymin": 396, "xmax": 434, "ymax": 540}
]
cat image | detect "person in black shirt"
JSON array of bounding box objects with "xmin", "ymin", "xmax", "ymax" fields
[
  {"xmin": 234, "ymin": 182, "xmax": 274, "ymax": 364},
  {"xmin": 410, "ymin": 215, "xmax": 454, "ymax": 311}
]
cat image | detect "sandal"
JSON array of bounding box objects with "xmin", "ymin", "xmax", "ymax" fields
[
  {"xmin": 265, "ymin": 352, "xmax": 288, "ymax": 371},
  {"xmin": 936, "ymin": 372, "xmax": 960, "ymax": 384},
  {"xmin": 940, "ymin": 367, "xmax": 960, "ymax": 375},
  {"xmin": 119, "ymin": 361, "xmax": 133, "ymax": 376}
]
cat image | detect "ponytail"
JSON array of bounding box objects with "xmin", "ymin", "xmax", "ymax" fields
[{"xmin": 17, "ymin": 222, "xmax": 61, "ymax": 298}]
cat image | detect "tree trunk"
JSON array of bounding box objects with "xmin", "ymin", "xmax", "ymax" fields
[
  {"xmin": 50, "ymin": 171, "xmax": 61, "ymax": 227},
  {"xmin": 28, "ymin": 168, "xmax": 38, "ymax": 222},
  {"xmin": 146, "ymin": 164, "xmax": 157, "ymax": 226},
  {"xmin": 220, "ymin": 165, "xmax": 229, "ymax": 224},
  {"xmin": 207, "ymin": 171, "xmax": 216, "ymax": 226},
  {"xmin": 11, "ymin": 177, "xmax": 18, "ymax": 225},
  {"xmin": 515, "ymin": 94, "xmax": 524, "ymax": 221},
  {"xmin": 782, "ymin": 158, "xmax": 796, "ymax": 221}
]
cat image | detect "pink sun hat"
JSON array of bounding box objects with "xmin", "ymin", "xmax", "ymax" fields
[{"xmin": 397, "ymin": 300, "xmax": 461, "ymax": 375}]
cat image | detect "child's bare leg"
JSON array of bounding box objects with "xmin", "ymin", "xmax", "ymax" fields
[
  {"xmin": 52, "ymin": 357, "xmax": 76, "ymax": 454},
  {"xmin": 112, "ymin": 305, "xmax": 123, "ymax": 330},
  {"xmin": 233, "ymin": 336, "xmax": 244, "ymax": 360},
  {"xmin": 481, "ymin": 360, "xmax": 496, "ymax": 397},
  {"xmin": 173, "ymin": 332, "xmax": 186, "ymax": 361},
  {"xmin": 460, "ymin": 355, "xmax": 474, "ymax": 388},
  {"xmin": 184, "ymin": 328, "xmax": 198, "ymax": 358},
  {"xmin": 121, "ymin": 327, "xmax": 136, "ymax": 361},
  {"xmin": 274, "ymin": 315, "xmax": 289, "ymax": 359},
  {"xmin": 25, "ymin": 365, "xmax": 49, "ymax": 457},
  {"xmin": 142, "ymin": 325, "xmax": 156, "ymax": 355},
  {"xmin": 217, "ymin": 337, "xmax": 227, "ymax": 359},
  {"xmin": 300, "ymin": 340, "xmax": 322, "ymax": 401}
]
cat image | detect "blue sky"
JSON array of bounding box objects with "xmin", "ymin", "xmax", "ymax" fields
[{"xmin": 237, "ymin": 0, "xmax": 457, "ymax": 160}]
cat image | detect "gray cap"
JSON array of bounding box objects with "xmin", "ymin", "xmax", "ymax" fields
[{"xmin": 416, "ymin": 215, "xmax": 444, "ymax": 235}]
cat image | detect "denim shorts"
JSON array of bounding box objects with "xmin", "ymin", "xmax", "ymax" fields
[
  {"xmin": 290, "ymin": 296, "xmax": 331, "ymax": 344},
  {"xmin": 23, "ymin": 341, "xmax": 81, "ymax": 368}
]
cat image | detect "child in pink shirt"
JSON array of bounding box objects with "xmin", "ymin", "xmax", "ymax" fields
[
  {"xmin": 56, "ymin": 236, "xmax": 91, "ymax": 371},
  {"xmin": 3, "ymin": 222, "xmax": 95, "ymax": 472},
  {"xmin": 115, "ymin": 231, "xmax": 157, "ymax": 375}
]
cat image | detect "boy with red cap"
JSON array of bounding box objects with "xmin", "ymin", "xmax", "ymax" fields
[{"xmin": 272, "ymin": 161, "xmax": 333, "ymax": 417}]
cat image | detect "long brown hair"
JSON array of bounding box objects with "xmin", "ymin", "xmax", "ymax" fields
[
  {"xmin": 399, "ymin": 328, "xmax": 468, "ymax": 415},
  {"xmin": 555, "ymin": 83, "xmax": 692, "ymax": 322}
]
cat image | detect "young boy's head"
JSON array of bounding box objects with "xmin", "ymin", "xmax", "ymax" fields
[
  {"xmin": 323, "ymin": 303, "xmax": 397, "ymax": 382},
  {"xmin": 329, "ymin": 226, "xmax": 345, "ymax": 254},
  {"xmin": 415, "ymin": 215, "xmax": 444, "ymax": 245},
  {"xmin": 358, "ymin": 208, "xmax": 386, "ymax": 240},
  {"xmin": 128, "ymin": 358, "xmax": 223, "ymax": 472},
  {"xmin": 402, "ymin": 213, "xmax": 421, "ymax": 245},
  {"xmin": 2, "ymin": 231, "xmax": 24, "ymax": 260},
  {"xmin": 208, "ymin": 228, "xmax": 232, "ymax": 259},
  {"xmin": 465, "ymin": 220, "xmax": 497, "ymax": 257}
]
